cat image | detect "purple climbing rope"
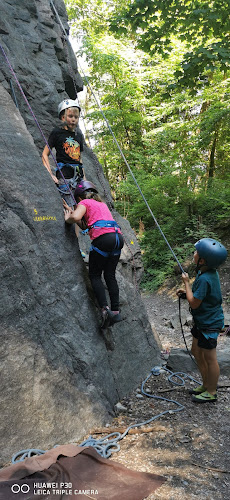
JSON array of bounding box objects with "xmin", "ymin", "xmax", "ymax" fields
[{"xmin": 0, "ymin": 41, "xmax": 76, "ymax": 205}]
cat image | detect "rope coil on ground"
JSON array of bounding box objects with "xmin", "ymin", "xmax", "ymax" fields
[{"xmin": 11, "ymin": 366, "xmax": 200, "ymax": 463}]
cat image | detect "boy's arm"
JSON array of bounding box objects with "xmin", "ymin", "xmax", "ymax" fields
[
  {"xmin": 182, "ymin": 273, "xmax": 202, "ymax": 310},
  {"xmin": 42, "ymin": 145, "xmax": 59, "ymax": 184}
]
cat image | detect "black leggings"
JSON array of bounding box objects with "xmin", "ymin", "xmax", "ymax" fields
[{"xmin": 89, "ymin": 233, "xmax": 124, "ymax": 310}]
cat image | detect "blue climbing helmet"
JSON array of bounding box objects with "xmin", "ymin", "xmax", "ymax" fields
[
  {"xmin": 74, "ymin": 180, "xmax": 98, "ymax": 198},
  {"xmin": 195, "ymin": 238, "xmax": 227, "ymax": 268}
]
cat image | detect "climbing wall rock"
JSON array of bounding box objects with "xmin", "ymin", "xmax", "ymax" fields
[{"xmin": 0, "ymin": 0, "xmax": 161, "ymax": 465}]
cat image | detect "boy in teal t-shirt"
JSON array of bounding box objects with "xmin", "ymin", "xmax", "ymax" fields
[
  {"xmin": 192, "ymin": 268, "xmax": 224, "ymax": 337},
  {"xmin": 177, "ymin": 238, "xmax": 227, "ymax": 403}
]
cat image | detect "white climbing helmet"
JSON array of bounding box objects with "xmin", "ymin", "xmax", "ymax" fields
[{"xmin": 58, "ymin": 98, "xmax": 81, "ymax": 118}]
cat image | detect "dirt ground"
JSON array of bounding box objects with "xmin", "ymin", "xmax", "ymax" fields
[
  {"xmin": 3, "ymin": 261, "xmax": 229, "ymax": 499},
  {"xmin": 91, "ymin": 270, "xmax": 230, "ymax": 500}
]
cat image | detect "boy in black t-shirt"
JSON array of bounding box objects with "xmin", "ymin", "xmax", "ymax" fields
[{"xmin": 42, "ymin": 99, "xmax": 85, "ymax": 207}]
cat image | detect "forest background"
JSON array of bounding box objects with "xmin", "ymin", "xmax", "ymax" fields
[{"xmin": 65, "ymin": 0, "xmax": 230, "ymax": 290}]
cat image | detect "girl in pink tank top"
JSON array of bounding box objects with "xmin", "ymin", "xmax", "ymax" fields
[{"xmin": 63, "ymin": 181, "xmax": 124, "ymax": 328}]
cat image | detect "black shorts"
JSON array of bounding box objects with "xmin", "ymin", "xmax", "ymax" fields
[{"xmin": 191, "ymin": 325, "xmax": 217, "ymax": 350}]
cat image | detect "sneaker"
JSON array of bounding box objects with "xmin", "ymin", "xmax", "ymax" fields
[
  {"xmin": 192, "ymin": 391, "xmax": 217, "ymax": 403},
  {"xmin": 100, "ymin": 308, "xmax": 110, "ymax": 329},
  {"xmin": 189, "ymin": 385, "xmax": 206, "ymax": 395},
  {"xmin": 107, "ymin": 310, "xmax": 122, "ymax": 326}
]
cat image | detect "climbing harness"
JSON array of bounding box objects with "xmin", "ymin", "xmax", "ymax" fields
[
  {"xmin": 51, "ymin": 0, "xmax": 191, "ymax": 358},
  {"xmin": 50, "ymin": 0, "xmax": 185, "ymax": 275},
  {"xmin": 83, "ymin": 220, "xmax": 122, "ymax": 257},
  {"xmin": 56, "ymin": 163, "xmax": 83, "ymax": 182},
  {"xmin": 178, "ymin": 295, "xmax": 222, "ymax": 366},
  {"xmin": 56, "ymin": 162, "xmax": 84, "ymax": 198},
  {"xmin": 49, "ymin": 0, "xmax": 143, "ymax": 293},
  {"xmin": 11, "ymin": 365, "xmax": 200, "ymax": 463},
  {"xmin": 0, "ymin": 3, "xmax": 187, "ymax": 276},
  {"xmin": 89, "ymin": 220, "xmax": 122, "ymax": 257},
  {"xmin": 89, "ymin": 220, "xmax": 120, "ymax": 231},
  {"xmin": 1, "ymin": 4, "xmax": 191, "ymax": 353},
  {"xmin": 90, "ymin": 244, "xmax": 121, "ymax": 258},
  {"xmin": 0, "ymin": 42, "xmax": 76, "ymax": 206}
]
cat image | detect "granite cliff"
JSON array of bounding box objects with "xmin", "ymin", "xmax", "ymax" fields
[{"xmin": 0, "ymin": 0, "xmax": 161, "ymax": 464}]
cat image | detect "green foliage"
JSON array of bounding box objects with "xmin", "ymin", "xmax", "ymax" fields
[
  {"xmin": 109, "ymin": 0, "xmax": 230, "ymax": 89},
  {"xmin": 65, "ymin": 0, "xmax": 230, "ymax": 289},
  {"xmin": 139, "ymin": 212, "xmax": 220, "ymax": 291}
]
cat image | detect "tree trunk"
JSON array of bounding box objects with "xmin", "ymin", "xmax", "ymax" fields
[{"xmin": 208, "ymin": 128, "xmax": 218, "ymax": 180}]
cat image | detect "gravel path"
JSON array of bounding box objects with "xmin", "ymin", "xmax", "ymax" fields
[{"xmin": 90, "ymin": 279, "xmax": 230, "ymax": 499}]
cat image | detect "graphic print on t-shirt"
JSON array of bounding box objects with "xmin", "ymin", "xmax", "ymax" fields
[{"xmin": 63, "ymin": 136, "xmax": 81, "ymax": 161}]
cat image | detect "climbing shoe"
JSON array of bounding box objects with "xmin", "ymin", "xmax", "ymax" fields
[
  {"xmin": 107, "ymin": 310, "xmax": 122, "ymax": 326},
  {"xmin": 189, "ymin": 385, "xmax": 206, "ymax": 395},
  {"xmin": 192, "ymin": 391, "xmax": 217, "ymax": 403},
  {"xmin": 100, "ymin": 308, "xmax": 110, "ymax": 329}
]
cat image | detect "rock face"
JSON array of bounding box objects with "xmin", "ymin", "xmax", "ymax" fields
[
  {"xmin": 0, "ymin": 1, "xmax": 161, "ymax": 465},
  {"xmin": 0, "ymin": 0, "xmax": 83, "ymax": 151},
  {"xmin": 167, "ymin": 347, "xmax": 230, "ymax": 376}
]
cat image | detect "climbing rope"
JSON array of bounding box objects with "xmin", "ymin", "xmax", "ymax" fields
[
  {"xmin": 11, "ymin": 449, "xmax": 46, "ymax": 464},
  {"xmin": 11, "ymin": 365, "xmax": 200, "ymax": 463},
  {"xmin": 0, "ymin": 17, "xmax": 139, "ymax": 295},
  {"xmin": 0, "ymin": 3, "xmax": 186, "ymax": 274},
  {"xmin": 57, "ymin": 15, "xmax": 139, "ymax": 291},
  {"xmin": 178, "ymin": 295, "xmax": 197, "ymax": 366},
  {"xmin": 50, "ymin": 0, "xmax": 185, "ymax": 274},
  {"xmin": 1, "ymin": 4, "xmax": 193, "ymax": 363},
  {"xmin": 0, "ymin": 42, "xmax": 76, "ymax": 206},
  {"xmin": 49, "ymin": 0, "xmax": 179, "ymax": 295},
  {"xmin": 63, "ymin": 36, "xmax": 93, "ymax": 150}
]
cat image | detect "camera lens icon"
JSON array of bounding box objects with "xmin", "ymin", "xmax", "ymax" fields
[{"xmin": 11, "ymin": 484, "xmax": 30, "ymax": 493}]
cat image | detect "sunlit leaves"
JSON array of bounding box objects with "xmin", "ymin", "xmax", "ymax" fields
[
  {"xmin": 65, "ymin": 0, "xmax": 230, "ymax": 288},
  {"xmin": 109, "ymin": 0, "xmax": 230, "ymax": 88}
]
